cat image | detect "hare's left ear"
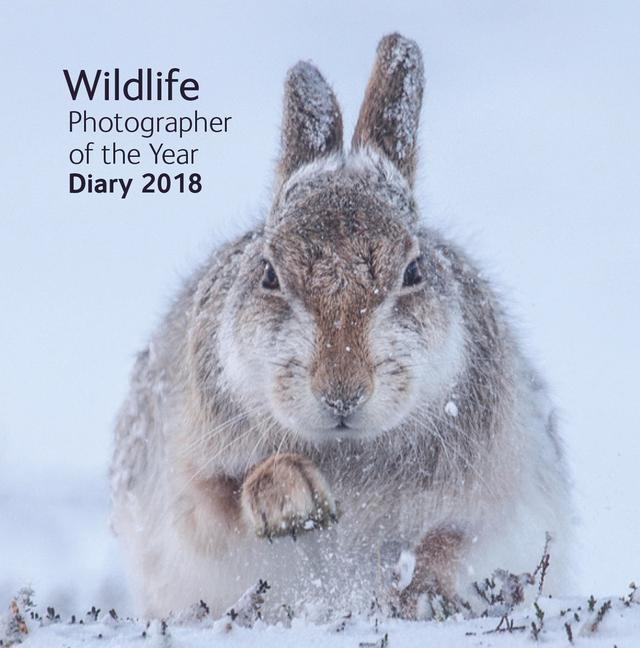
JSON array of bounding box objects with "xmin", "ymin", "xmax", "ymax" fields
[
  {"xmin": 277, "ymin": 61, "xmax": 343, "ymax": 185},
  {"xmin": 352, "ymin": 34, "xmax": 424, "ymax": 186}
]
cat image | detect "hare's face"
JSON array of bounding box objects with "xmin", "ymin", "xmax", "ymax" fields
[
  {"xmin": 225, "ymin": 171, "xmax": 464, "ymax": 443},
  {"xmin": 220, "ymin": 34, "xmax": 465, "ymax": 442}
]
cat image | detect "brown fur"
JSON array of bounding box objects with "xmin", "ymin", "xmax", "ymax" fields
[
  {"xmin": 398, "ymin": 527, "xmax": 467, "ymax": 618},
  {"xmin": 268, "ymin": 192, "xmax": 416, "ymax": 412},
  {"xmin": 179, "ymin": 475, "xmax": 244, "ymax": 555},
  {"xmin": 352, "ymin": 33, "xmax": 424, "ymax": 185},
  {"xmin": 277, "ymin": 62, "xmax": 343, "ymax": 183},
  {"xmin": 241, "ymin": 453, "xmax": 337, "ymax": 538}
]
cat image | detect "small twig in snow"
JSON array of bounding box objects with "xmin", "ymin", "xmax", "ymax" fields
[
  {"xmin": 532, "ymin": 532, "xmax": 552, "ymax": 599},
  {"xmin": 359, "ymin": 632, "xmax": 389, "ymax": 648},
  {"xmin": 564, "ymin": 621, "xmax": 574, "ymax": 643},
  {"xmin": 589, "ymin": 599, "xmax": 612, "ymax": 633}
]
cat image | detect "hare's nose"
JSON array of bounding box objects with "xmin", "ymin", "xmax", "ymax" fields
[{"xmin": 319, "ymin": 386, "xmax": 369, "ymax": 418}]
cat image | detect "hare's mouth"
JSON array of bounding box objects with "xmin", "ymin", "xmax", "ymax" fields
[{"xmin": 321, "ymin": 415, "xmax": 369, "ymax": 440}]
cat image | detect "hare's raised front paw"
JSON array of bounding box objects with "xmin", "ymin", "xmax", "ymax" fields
[{"xmin": 241, "ymin": 453, "xmax": 338, "ymax": 540}]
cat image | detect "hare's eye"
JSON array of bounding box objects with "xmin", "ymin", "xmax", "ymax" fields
[
  {"xmin": 402, "ymin": 259, "xmax": 422, "ymax": 288},
  {"xmin": 262, "ymin": 261, "xmax": 280, "ymax": 290}
]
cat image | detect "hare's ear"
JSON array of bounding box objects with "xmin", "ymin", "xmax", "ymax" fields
[
  {"xmin": 277, "ymin": 61, "xmax": 343, "ymax": 184},
  {"xmin": 352, "ymin": 34, "xmax": 424, "ymax": 186}
]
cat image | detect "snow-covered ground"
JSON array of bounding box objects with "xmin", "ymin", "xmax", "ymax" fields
[
  {"xmin": 0, "ymin": 473, "xmax": 128, "ymax": 617},
  {"xmin": 1, "ymin": 0, "xmax": 639, "ymax": 645},
  {"xmin": 3, "ymin": 579, "xmax": 640, "ymax": 647}
]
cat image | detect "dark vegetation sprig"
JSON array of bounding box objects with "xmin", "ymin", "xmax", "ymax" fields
[
  {"xmin": 86, "ymin": 606, "xmax": 100, "ymax": 622},
  {"xmin": 564, "ymin": 621, "xmax": 573, "ymax": 643},
  {"xmin": 532, "ymin": 532, "xmax": 552, "ymax": 599},
  {"xmin": 530, "ymin": 601, "xmax": 545, "ymax": 640},
  {"xmin": 621, "ymin": 582, "xmax": 637, "ymax": 607},
  {"xmin": 589, "ymin": 599, "xmax": 612, "ymax": 633},
  {"xmin": 484, "ymin": 613, "xmax": 526, "ymax": 635},
  {"xmin": 358, "ymin": 633, "xmax": 388, "ymax": 648}
]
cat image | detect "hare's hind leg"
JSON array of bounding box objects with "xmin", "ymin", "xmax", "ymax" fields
[{"xmin": 395, "ymin": 526, "xmax": 468, "ymax": 619}]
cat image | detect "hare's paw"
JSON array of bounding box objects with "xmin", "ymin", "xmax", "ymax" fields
[{"xmin": 241, "ymin": 453, "xmax": 338, "ymax": 540}]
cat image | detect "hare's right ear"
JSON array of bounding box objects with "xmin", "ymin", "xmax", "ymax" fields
[
  {"xmin": 352, "ymin": 34, "xmax": 424, "ymax": 186},
  {"xmin": 276, "ymin": 61, "xmax": 343, "ymax": 186}
]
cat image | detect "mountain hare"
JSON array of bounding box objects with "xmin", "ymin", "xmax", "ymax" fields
[{"xmin": 111, "ymin": 33, "xmax": 571, "ymax": 619}]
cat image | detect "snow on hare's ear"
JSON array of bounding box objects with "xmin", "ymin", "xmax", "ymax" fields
[
  {"xmin": 276, "ymin": 61, "xmax": 343, "ymax": 186},
  {"xmin": 352, "ymin": 33, "xmax": 424, "ymax": 186}
]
